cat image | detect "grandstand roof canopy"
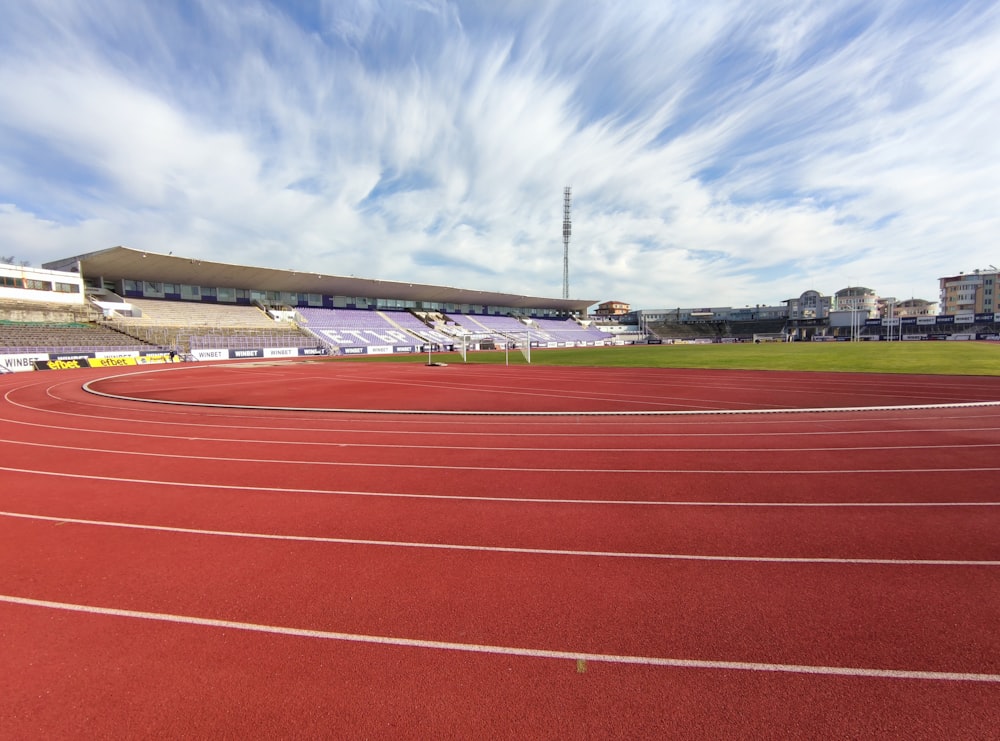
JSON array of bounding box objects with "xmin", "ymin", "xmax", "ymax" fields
[{"xmin": 45, "ymin": 246, "xmax": 596, "ymax": 312}]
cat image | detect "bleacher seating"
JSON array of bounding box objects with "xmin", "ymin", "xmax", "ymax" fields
[
  {"xmin": 648, "ymin": 321, "xmax": 724, "ymax": 341},
  {"xmin": 529, "ymin": 318, "xmax": 609, "ymax": 345},
  {"xmin": 106, "ymin": 298, "xmax": 316, "ymax": 352},
  {"xmin": 605, "ymin": 331, "xmax": 646, "ymax": 344},
  {"xmin": 113, "ymin": 298, "xmax": 277, "ymax": 328},
  {"xmin": 378, "ymin": 311, "xmax": 456, "ymax": 346},
  {"xmin": 297, "ymin": 308, "xmax": 426, "ymax": 349},
  {"xmin": 0, "ymin": 298, "xmax": 97, "ymax": 324},
  {"xmin": 432, "ymin": 314, "xmax": 611, "ymax": 347},
  {"xmin": 184, "ymin": 328, "xmax": 320, "ymax": 351},
  {"xmin": 297, "ymin": 308, "xmax": 614, "ymax": 352},
  {"xmin": 445, "ymin": 314, "xmax": 526, "ymax": 344},
  {"xmin": 0, "ymin": 321, "xmax": 160, "ymax": 353},
  {"xmin": 725, "ymin": 319, "xmax": 788, "ymax": 340}
]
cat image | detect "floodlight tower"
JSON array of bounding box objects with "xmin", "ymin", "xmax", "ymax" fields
[{"xmin": 562, "ymin": 186, "xmax": 571, "ymax": 299}]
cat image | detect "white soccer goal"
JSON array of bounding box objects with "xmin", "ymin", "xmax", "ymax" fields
[
  {"xmin": 507, "ymin": 331, "xmax": 531, "ymax": 364},
  {"xmin": 752, "ymin": 332, "xmax": 786, "ymax": 343},
  {"xmin": 457, "ymin": 333, "xmax": 488, "ymax": 362},
  {"xmin": 456, "ymin": 331, "xmax": 531, "ymax": 364}
]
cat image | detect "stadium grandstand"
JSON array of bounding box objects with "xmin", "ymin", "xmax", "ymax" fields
[{"xmin": 1, "ymin": 246, "xmax": 606, "ymax": 371}]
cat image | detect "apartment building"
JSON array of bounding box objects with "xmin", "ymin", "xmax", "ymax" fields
[{"xmin": 939, "ymin": 268, "xmax": 999, "ymax": 315}]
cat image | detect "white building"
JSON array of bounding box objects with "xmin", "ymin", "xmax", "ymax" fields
[
  {"xmin": 833, "ymin": 286, "xmax": 879, "ymax": 317},
  {"xmin": 1, "ymin": 263, "xmax": 84, "ymax": 306},
  {"xmin": 785, "ymin": 290, "xmax": 832, "ymax": 320}
]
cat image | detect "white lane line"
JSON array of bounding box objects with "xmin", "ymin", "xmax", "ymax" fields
[
  {"xmin": 79, "ymin": 367, "xmax": 1000, "ymax": 414},
  {"xmin": 0, "ymin": 440, "xmax": 998, "ymax": 475},
  {"xmin": 2, "ymin": 433, "xmax": 999, "ymax": 455},
  {"xmin": 80, "ymin": 377, "xmax": 1000, "ymax": 416},
  {"xmin": 10, "ymin": 385, "xmax": 1000, "ymax": 437},
  {"xmin": 75, "ymin": 368, "xmax": 1000, "ymax": 414},
  {"xmin": 3, "ymin": 594, "xmax": 998, "ymax": 684},
  {"xmin": 4, "ymin": 510, "xmax": 998, "ymax": 566},
  {"xmin": 8, "ymin": 401, "xmax": 1000, "ymax": 440},
  {"xmin": 2, "ymin": 465, "xmax": 999, "ymax": 507}
]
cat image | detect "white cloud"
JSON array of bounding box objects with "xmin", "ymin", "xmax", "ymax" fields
[{"xmin": 1, "ymin": 0, "xmax": 999, "ymax": 310}]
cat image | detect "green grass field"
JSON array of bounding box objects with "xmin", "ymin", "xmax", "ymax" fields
[{"xmin": 331, "ymin": 341, "xmax": 1000, "ymax": 375}]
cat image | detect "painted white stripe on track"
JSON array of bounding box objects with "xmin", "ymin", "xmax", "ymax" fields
[
  {"xmin": 8, "ymin": 405, "xmax": 1000, "ymax": 440},
  {"xmin": 2, "ymin": 464, "xmax": 999, "ymax": 507},
  {"xmin": 2, "ymin": 433, "xmax": 999, "ymax": 455},
  {"xmin": 3, "ymin": 510, "xmax": 998, "ymax": 565},
  {"xmin": 2, "ymin": 594, "xmax": 998, "ymax": 683},
  {"xmin": 81, "ymin": 379, "xmax": 1000, "ymax": 416},
  {"xmin": 9, "ymin": 386, "xmax": 1000, "ymax": 437},
  {"xmin": 0, "ymin": 440, "xmax": 998, "ymax": 475}
]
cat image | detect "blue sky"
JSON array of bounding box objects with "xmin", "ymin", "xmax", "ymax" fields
[{"xmin": 2, "ymin": 0, "xmax": 999, "ymax": 309}]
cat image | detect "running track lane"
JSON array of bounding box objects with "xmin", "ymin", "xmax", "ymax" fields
[{"xmin": 2, "ymin": 361, "xmax": 1000, "ymax": 738}]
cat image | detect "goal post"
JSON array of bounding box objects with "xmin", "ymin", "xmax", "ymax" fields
[
  {"xmin": 752, "ymin": 332, "xmax": 786, "ymax": 343},
  {"xmin": 516, "ymin": 331, "xmax": 531, "ymax": 364},
  {"xmin": 456, "ymin": 332, "xmax": 530, "ymax": 363},
  {"xmin": 504, "ymin": 331, "xmax": 531, "ymax": 364}
]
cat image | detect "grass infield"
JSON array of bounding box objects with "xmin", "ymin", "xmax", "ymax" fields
[{"xmin": 327, "ymin": 341, "xmax": 1000, "ymax": 376}]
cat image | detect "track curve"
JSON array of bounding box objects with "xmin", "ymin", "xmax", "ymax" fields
[{"xmin": 82, "ymin": 360, "xmax": 1000, "ymax": 414}]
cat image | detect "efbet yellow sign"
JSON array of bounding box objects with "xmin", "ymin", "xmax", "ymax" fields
[
  {"xmin": 88, "ymin": 357, "xmax": 139, "ymax": 368},
  {"xmin": 32, "ymin": 353, "xmax": 178, "ymax": 371},
  {"xmin": 41, "ymin": 359, "xmax": 85, "ymax": 370}
]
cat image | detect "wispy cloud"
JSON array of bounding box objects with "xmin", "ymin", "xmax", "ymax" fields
[{"xmin": 1, "ymin": 0, "xmax": 998, "ymax": 308}]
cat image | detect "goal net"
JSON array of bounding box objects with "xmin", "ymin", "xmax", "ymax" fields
[
  {"xmin": 752, "ymin": 333, "xmax": 786, "ymax": 343},
  {"xmin": 457, "ymin": 331, "xmax": 531, "ymax": 363},
  {"xmin": 507, "ymin": 331, "xmax": 531, "ymax": 364}
]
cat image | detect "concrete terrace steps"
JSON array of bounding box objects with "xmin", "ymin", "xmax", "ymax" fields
[{"xmin": 115, "ymin": 298, "xmax": 278, "ymax": 328}]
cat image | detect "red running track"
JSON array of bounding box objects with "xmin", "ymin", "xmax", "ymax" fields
[{"xmin": 2, "ymin": 360, "xmax": 1000, "ymax": 739}]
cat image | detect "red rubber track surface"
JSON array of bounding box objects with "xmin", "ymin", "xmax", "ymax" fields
[
  {"xmin": 2, "ymin": 360, "xmax": 1000, "ymax": 739},
  {"xmin": 85, "ymin": 361, "xmax": 1000, "ymax": 413}
]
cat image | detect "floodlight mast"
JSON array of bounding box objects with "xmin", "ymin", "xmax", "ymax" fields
[{"xmin": 562, "ymin": 186, "xmax": 571, "ymax": 300}]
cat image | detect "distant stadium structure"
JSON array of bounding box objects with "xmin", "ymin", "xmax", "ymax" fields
[
  {"xmin": 3, "ymin": 247, "xmax": 997, "ymax": 373},
  {"xmin": 629, "ymin": 281, "xmax": 995, "ymax": 344},
  {"xmin": 43, "ymin": 246, "xmax": 595, "ymax": 316},
  {"xmin": 0, "ymin": 246, "xmax": 615, "ymax": 371}
]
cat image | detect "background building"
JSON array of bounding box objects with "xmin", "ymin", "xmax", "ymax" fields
[
  {"xmin": 833, "ymin": 286, "xmax": 879, "ymax": 317},
  {"xmin": 939, "ymin": 268, "xmax": 999, "ymax": 315},
  {"xmin": 1, "ymin": 263, "xmax": 84, "ymax": 306},
  {"xmin": 593, "ymin": 300, "xmax": 630, "ymax": 318},
  {"xmin": 786, "ymin": 290, "xmax": 832, "ymax": 320},
  {"xmin": 889, "ymin": 298, "xmax": 937, "ymax": 317}
]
